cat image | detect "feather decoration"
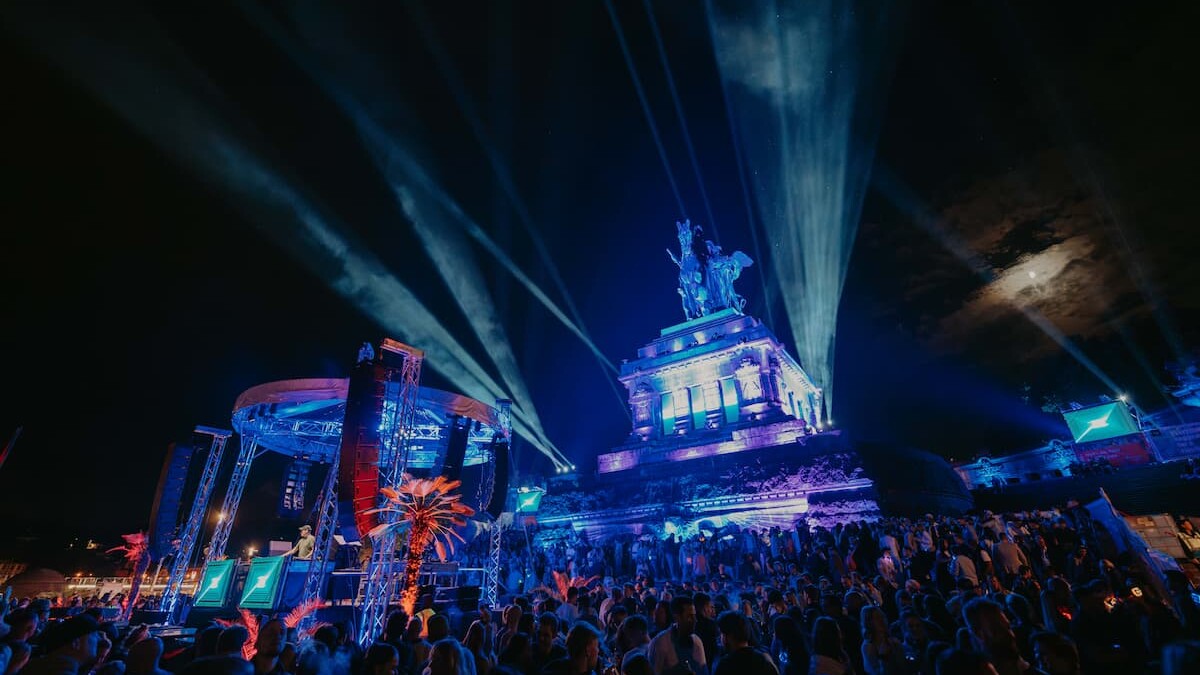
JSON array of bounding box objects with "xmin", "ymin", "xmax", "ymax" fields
[{"xmin": 283, "ymin": 598, "xmax": 323, "ymax": 629}]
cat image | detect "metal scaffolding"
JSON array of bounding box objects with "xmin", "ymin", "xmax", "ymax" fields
[
  {"xmin": 159, "ymin": 426, "xmax": 230, "ymax": 621},
  {"xmin": 484, "ymin": 517, "xmax": 502, "ymax": 607},
  {"xmin": 357, "ymin": 342, "xmax": 424, "ymax": 647},
  {"xmin": 481, "ymin": 399, "xmax": 510, "ymax": 608},
  {"xmin": 298, "ymin": 455, "xmax": 339, "ymax": 629},
  {"xmin": 206, "ymin": 435, "xmax": 260, "ymax": 562}
]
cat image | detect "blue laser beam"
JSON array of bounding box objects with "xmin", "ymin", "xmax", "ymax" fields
[
  {"xmin": 3, "ymin": 3, "xmax": 563, "ymax": 462},
  {"xmin": 707, "ymin": 0, "xmax": 901, "ymax": 421}
]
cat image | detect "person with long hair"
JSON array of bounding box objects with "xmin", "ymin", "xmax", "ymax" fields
[
  {"xmin": 809, "ymin": 617, "xmax": 853, "ymax": 675},
  {"xmin": 426, "ymin": 639, "xmax": 475, "ymax": 675},
  {"xmin": 464, "ymin": 621, "xmax": 495, "ymax": 675},
  {"xmin": 768, "ymin": 615, "xmax": 807, "ymax": 675},
  {"xmin": 857, "ymin": 607, "xmax": 902, "ymax": 675}
]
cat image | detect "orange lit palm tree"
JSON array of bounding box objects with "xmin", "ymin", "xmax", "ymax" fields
[{"xmin": 364, "ymin": 474, "xmax": 474, "ymax": 615}]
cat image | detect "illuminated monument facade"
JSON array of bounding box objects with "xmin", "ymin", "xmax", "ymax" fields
[
  {"xmin": 600, "ymin": 220, "xmax": 821, "ymax": 474},
  {"xmin": 599, "ymin": 307, "xmax": 822, "ymax": 473},
  {"xmin": 538, "ymin": 222, "xmax": 879, "ymax": 536}
]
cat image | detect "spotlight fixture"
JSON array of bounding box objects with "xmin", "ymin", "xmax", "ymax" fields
[{"xmin": 1118, "ymin": 394, "xmax": 1128, "ymax": 402}]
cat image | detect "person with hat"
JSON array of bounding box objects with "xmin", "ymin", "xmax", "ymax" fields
[
  {"xmin": 22, "ymin": 615, "xmax": 104, "ymax": 675},
  {"xmin": 284, "ymin": 525, "xmax": 316, "ymax": 560}
]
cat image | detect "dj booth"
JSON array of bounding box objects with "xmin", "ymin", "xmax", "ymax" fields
[
  {"xmin": 191, "ymin": 556, "xmax": 334, "ymax": 613},
  {"xmin": 185, "ymin": 556, "xmax": 482, "ymax": 622}
]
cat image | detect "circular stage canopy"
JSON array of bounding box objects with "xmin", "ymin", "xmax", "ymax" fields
[{"xmin": 232, "ymin": 378, "xmax": 504, "ymax": 467}]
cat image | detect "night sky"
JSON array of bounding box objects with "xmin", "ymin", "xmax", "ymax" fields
[{"xmin": 2, "ymin": 1, "xmax": 1198, "ymax": 557}]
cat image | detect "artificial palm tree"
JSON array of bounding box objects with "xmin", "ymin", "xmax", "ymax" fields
[
  {"xmin": 365, "ymin": 474, "xmax": 474, "ymax": 615},
  {"xmin": 107, "ymin": 532, "xmax": 149, "ymax": 620}
]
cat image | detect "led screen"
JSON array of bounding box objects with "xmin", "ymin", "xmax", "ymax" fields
[
  {"xmin": 193, "ymin": 559, "xmax": 235, "ymax": 608},
  {"xmin": 514, "ymin": 490, "xmax": 545, "ymax": 514},
  {"xmin": 1062, "ymin": 402, "xmax": 1139, "ymax": 444},
  {"xmin": 238, "ymin": 556, "xmax": 288, "ymax": 610}
]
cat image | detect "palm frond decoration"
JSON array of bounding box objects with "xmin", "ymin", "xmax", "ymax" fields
[
  {"xmin": 107, "ymin": 532, "xmax": 150, "ymax": 621},
  {"xmin": 529, "ymin": 573, "xmax": 600, "ymax": 603},
  {"xmin": 364, "ymin": 474, "xmax": 474, "ymax": 615},
  {"xmin": 283, "ymin": 598, "xmax": 323, "ymax": 629},
  {"xmin": 107, "ymin": 532, "xmax": 149, "ymax": 564}
]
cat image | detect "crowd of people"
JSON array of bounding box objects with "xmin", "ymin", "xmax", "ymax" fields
[{"xmin": 4, "ymin": 506, "xmax": 1200, "ymax": 675}]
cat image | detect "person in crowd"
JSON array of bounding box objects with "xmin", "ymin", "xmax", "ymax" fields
[
  {"xmin": 712, "ymin": 612, "xmax": 775, "ymax": 675},
  {"xmin": 961, "ymin": 599, "xmax": 1023, "ymax": 675},
  {"xmin": 1177, "ymin": 520, "xmax": 1200, "ymax": 559},
  {"xmin": 427, "ymin": 616, "xmax": 451, "ymax": 646},
  {"xmin": 991, "ymin": 534, "xmax": 1027, "ymax": 585},
  {"xmin": 6, "ymin": 641, "xmax": 32, "ymax": 675},
  {"xmin": 382, "ymin": 612, "xmax": 416, "ymax": 675},
  {"xmin": 809, "ymin": 617, "xmax": 852, "ymax": 675},
  {"xmin": 614, "ymin": 615, "xmax": 650, "ymax": 667},
  {"xmin": 426, "ymin": 640, "xmax": 472, "ymax": 675},
  {"xmin": 406, "ymin": 618, "xmax": 432, "ymax": 668},
  {"xmin": 575, "ymin": 597, "xmax": 601, "ymax": 633},
  {"xmin": 3, "ymin": 609, "xmax": 37, "ymax": 648},
  {"xmin": 768, "ymin": 615, "xmax": 805, "ymax": 675},
  {"xmin": 415, "ymin": 597, "xmax": 437, "ymax": 639},
  {"xmin": 531, "ymin": 615, "xmax": 567, "ymax": 675},
  {"xmin": 1028, "ymin": 632, "xmax": 1077, "ymax": 675},
  {"xmin": 605, "ymin": 607, "xmax": 629, "ymax": 654},
  {"xmin": 125, "ymin": 637, "xmax": 170, "ymax": 675},
  {"xmin": 1067, "ymin": 581, "xmax": 1136, "ymax": 672},
  {"xmin": 365, "ymin": 643, "xmax": 400, "ymax": 675},
  {"xmin": 600, "ymin": 590, "xmax": 623, "ymax": 628},
  {"xmin": 540, "ymin": 624, "xmax": 601, "ymax": 675},
  {"xmin": 691, "ymin": 595, "xmax": 718, "ymax": 668},
  {"xmin": 556, "ymin": 589, "xmax": 580, "ymax": 631},
  {"xmin": 646, "ymin": 596, "xmax": 706, "ymax": 675},
  {"xmin": 217, "ymin": 626, "xmax": 250, "ymax": 658},
  {"xmin": 492, "ymin": 632, "xmax": 532, "ymax": 675},
  {"xmin": 859, "ymin": 606, "xmax": 903, "ymax": 675},
  {"xmin": 496, "ymin": 606, "xmax": 523, "ymax": 657},
  {"xmin": 950, "ymin": 547, "xmax": 979, "ymax": 590},
  {"xmin": 21, "ymin": 615, "xmax": 104, "ymax": 675},
  {"xmin": 464, "ymin": 621, "xmax": 495, "ymax": 675},
  {"xmin": 251, "ymin": 619, "xmax": 284, "ymax": 675}
]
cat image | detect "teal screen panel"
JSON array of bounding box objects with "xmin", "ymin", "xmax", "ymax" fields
[
  {"xmin": 1062, "ymin": 402, "xmax": 1139, "ymax": 444},
  {"xmin": 193, "ymin": 559, "xmax": 235, "ymax": 608},
  {"xmin": 238, "ymin": 556, "xmax": 288, "ymax": 609},
  {"xmin": 514, "ymin": 490, "xmax": 545, "ymax": 513}
]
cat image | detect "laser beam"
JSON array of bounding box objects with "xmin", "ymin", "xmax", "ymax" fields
[
  {"xmin": 3, "ymin": 3, "xmax": 564, "ymax": 462},
  {"xmin": 707, "ymin": 0, "xmax": 901, "ymax": 422}
]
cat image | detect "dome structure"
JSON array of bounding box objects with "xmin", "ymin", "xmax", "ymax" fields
[
  {"xmin": 858, "ymin": 443, "xmax": 974, "ymax": 516},
  {"xmin": 5, "ymin": 567, "xmax": 66, "ymax": 598}
]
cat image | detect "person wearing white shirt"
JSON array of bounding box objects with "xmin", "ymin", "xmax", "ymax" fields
[{"xmin": 646, "ymin": 596, "xmax": 707, "ymax": 675}]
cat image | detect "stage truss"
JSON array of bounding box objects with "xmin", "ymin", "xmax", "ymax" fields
[
  {"xmin": 358, "ymin": 342, "xmax": 424, "ymax": 647},
  {"xmin": 160, "ymin": 427, "xmax": 230, "ymax": 621}
]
